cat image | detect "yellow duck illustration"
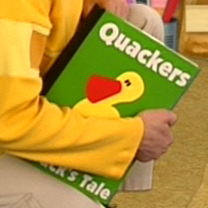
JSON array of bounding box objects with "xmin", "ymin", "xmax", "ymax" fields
[{"xmin": 73, "ymin": 71, "xmax": 145, "ymax": 118}]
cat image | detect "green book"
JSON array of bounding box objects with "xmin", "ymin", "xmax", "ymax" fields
[{"xmin": 28, "ymin": 6, "xmax": 200, "ymax": 207}]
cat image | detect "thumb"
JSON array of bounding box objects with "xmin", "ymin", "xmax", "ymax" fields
[{"xmin": 167, "ymin": 111, "xmax": 177, "ymax": 126}]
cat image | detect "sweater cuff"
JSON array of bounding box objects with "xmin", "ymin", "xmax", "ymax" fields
[{"xmin": 109, "ymin": 117, "xmax": 144, "ymax": 179}]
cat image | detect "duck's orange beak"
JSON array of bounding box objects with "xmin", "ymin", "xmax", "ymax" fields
[{"xmin": 86, "ymin": 75, "xmax": 122, "ymax": 103}]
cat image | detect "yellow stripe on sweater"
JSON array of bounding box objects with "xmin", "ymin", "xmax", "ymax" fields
[{"xmin": 0, "ymin": 0, "xmax": 52, "ymax": 32}]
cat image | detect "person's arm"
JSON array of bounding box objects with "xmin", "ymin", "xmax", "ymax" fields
[
  {"xmin": 0, "ymin": 0, "xmax": 177, "ymax": 180},
  {"xmin": 0, "ymin": 0, "xmax": 143, "ymax": 179}
]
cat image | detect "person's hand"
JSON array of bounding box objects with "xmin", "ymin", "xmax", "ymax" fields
[
  {"xmin": 83, "ymin": 0, "xmax": 130, "ymax": 19},
  {"xmin": 136, "ymin": 109, "xmax": 177, "ymax": 162}
]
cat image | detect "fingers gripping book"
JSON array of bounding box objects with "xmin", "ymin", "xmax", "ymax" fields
[{"xmin": 0, "ymin": 5, "xmax": 200, "ymax": 208}]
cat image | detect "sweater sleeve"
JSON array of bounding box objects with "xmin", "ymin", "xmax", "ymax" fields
[{"xmin": 0, "ymin": 0, "xmax": 144, "ymax": 179}]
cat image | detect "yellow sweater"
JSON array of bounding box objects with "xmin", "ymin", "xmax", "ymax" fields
[{"xmin": 0, "ymin": 0, "xmax": 144, "ymax": 179}]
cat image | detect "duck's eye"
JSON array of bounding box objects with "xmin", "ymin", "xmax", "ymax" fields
[{"xmin": 124, "ymin": 79, "xmax": 131, "ymax": 87}]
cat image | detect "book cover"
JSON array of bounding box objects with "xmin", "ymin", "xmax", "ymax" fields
[{"xmin": 25, "ymin": 6, "xmax": 199, "ymax": 207}]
